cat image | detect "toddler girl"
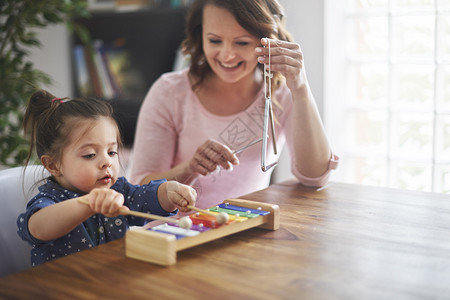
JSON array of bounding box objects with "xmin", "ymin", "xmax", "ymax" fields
[{"xmin": 17, "ymin": 90, "xmax": 196, "ymax": 266}]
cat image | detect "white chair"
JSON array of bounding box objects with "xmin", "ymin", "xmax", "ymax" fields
[{"xmin": 0, "ymin": 165, "xmax": 48, "ymax": 277}]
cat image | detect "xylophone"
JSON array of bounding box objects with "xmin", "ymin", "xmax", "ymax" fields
[{"xmin": 125, "ymin": 198, "xmax": 280, "ymax": 266}]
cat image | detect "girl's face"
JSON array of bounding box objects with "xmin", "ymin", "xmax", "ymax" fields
[
  {"xmin": 202, "ymin": 4, "xmax": 260, "ymax": 85},
  {"xmin": 54, "ymin": 117, "xmax": 120, "ymax": 194}
]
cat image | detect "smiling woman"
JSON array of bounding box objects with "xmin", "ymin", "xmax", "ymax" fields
[{"xmin": 130, "ymin": 0, "xmax": 338, "ymax": 211}]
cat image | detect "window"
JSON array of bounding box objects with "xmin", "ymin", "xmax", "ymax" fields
[{"xmin": 324, "ymin": 0, "xmax": 450, "ymax": 193}]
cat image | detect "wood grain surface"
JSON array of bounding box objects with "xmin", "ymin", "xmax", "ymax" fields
[{"xmin": 1, "ymin": 181, "xmax": 449, "ymax": 299}]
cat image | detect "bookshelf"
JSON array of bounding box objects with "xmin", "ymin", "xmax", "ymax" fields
[{"xmin": 72, "ymin": 7, "xmax": 188, "ymax": 146}]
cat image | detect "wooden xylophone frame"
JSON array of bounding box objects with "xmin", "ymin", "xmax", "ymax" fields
[{"xmin": 125, "ymin": 198, "xmax": 280, "ymax": 266}]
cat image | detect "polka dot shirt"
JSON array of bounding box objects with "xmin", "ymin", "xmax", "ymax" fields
[{"xmin": 17, "ymin": 177, "xmax": 172, "ymax": 266}]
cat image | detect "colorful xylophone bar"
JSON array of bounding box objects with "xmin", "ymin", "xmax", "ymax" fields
[
  {"xmin": 151, "ymin": 204, "xmax": 266, "ymax": 237},
  {"xmin": 125, "ymin": 198, "xmax": 280, "ymax": 266}
]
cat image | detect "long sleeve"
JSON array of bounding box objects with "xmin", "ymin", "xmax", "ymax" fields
[{"xmin": 129, "ymin": 69, "xmax": 338, "ymax": 209}]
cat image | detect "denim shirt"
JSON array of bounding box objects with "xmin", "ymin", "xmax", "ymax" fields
[{"xmin": 17, "ymin": 177, "xmax": 171, "ymax": 266}]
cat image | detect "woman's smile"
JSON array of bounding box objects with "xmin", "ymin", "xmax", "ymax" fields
[{"xmin": 217, "ymin": 60, "xmax": 243, "ymax": 72}]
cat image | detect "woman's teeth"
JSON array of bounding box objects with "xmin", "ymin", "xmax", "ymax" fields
[{"xmin": 220, "ymin": 62, "xmax": 240, "ymax": 68}]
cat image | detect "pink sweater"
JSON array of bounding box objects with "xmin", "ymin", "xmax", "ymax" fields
[{"xmin": 130, "ymin": 69, "xmax": 338, "ymax": 209}]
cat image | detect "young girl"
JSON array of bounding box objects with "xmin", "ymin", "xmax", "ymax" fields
[{"xmin": 17, "ymin": 90, "xmax": 197, "ymax": 266}]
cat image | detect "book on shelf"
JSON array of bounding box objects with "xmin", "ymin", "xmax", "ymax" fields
[
  {"xmin": 73, "ymin": 39, "xmax": 146, "ymax": 100},
  {"xmin": 93, "ymin": 40, "xmax": 115, "ymax": 99},
  {"xmin": 87, "ymin": 0, "xmax": 116, "ymax": 12},
  {"xmin": 99, "ymin": 45, "xmax": 122, "ymax": 97},
  {"xmin": 115, "ymin": 0, "xmax": 150, "ymax": 11},
  {"xmin": 115, "ymin": 0, "xmax": 194, "ymax": 11},
  {"xmin": 87, "ymin": 0, "xmax": 194, "ymax": 12},
  {"xmin": 73, "ymin": 45, "xmax": 92, "ymax": 96},
  {"xmin": 83, "ymin": 45, "xmax": 103, "ymax": 97}
]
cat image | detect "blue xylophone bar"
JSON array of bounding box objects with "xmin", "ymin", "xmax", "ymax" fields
[
  {"xmin": 151, "ymin": 223, "xmax": 200, "ymax": 239},
  {"xmin": 218, "ymin": 203, "xmax": 270, "ymax": 216}
]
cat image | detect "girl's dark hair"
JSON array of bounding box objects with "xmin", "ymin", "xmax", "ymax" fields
[
  {"xmin": 23, "ymin": 90, "xmax": 122, "ymax": 167},
  {"xmin": 181, "ymin": 0, "xmax": 292, "ymax": 97}
]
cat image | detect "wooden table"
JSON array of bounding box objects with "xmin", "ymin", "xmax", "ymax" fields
[{"xmin": 1, "ymin": 181, "xmax": 449, "ymax": 299}]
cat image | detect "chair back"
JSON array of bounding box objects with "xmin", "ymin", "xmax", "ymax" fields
[{"xmin": 0, "ymin": 165, "xmax": 48, "ymax": 277}]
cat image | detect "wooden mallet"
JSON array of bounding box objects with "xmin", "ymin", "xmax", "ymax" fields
[{"xmin": 77, "ymin": 198, "xmax": 192, "ymax": 229}]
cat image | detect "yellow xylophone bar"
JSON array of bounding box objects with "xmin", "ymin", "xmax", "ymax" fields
[{"xmin": 125, "ymin": 198, "xmax": 280, "ymax": 266}]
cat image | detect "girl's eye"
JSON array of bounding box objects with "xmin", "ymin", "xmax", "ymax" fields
[
  {"xmin": 83, "ymin": 154, "xmax": 95, "ymax": 159},
  {"xmin": 109, "ymin": 151, "xmax": 118, "ymax": 156},
  {"xmin": 236, "ymin": 41, "xmax": 249, "ymax": 46}
]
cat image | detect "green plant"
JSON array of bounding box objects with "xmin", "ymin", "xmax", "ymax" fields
[{"xmin": 0, "ymin": 0, "xmax": 90, "ymax": 167}]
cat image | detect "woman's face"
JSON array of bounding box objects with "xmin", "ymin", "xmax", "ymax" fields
[{"xmin": 202, "ymin": 4, "xmax": 260, "ymax": 85}]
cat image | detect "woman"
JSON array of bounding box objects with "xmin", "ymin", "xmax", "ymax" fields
[{"xmin": 130, "ymin": 0, "xmax": 338, "ymax": 208}]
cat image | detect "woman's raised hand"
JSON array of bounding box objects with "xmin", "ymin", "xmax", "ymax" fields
[{"xmin": 256, "ymin": 38, "xmax": 308, "ymax": 93}]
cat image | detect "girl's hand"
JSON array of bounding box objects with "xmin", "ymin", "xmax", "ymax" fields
[
  {"xmin": 188, "ymin": 139, "xmax": 239, "ymax": 176},
  {"xmin": 84, "ymin": 188, "xmax": 128, "ymax": 217},
  {"xmin": 256, "ymin": 38, "xmax": 308, "ymax": 93},
  {"xmin": 166, "ymin": 181, "xmax": 197, "ymax": 213}
]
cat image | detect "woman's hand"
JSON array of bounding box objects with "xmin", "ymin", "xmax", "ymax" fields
[
  {"xmin": 256, "ymin": 38, "xmax": 308, "ymax": 93},
  {"xmin": 84, "ymin": 188, "xmax": 128, "ymax": 217},
  {"xmin": 188, "ymin": 139, "xmax": 239, "ymax": 176},
  {"xmin": 256, "ymin": 39, "xmax": 332, "ymax": 179}
]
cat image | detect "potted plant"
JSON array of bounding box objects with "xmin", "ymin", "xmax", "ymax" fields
[{"xmin": 0, "ymin": 0, "xmax": 90, "ymax": 167}]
